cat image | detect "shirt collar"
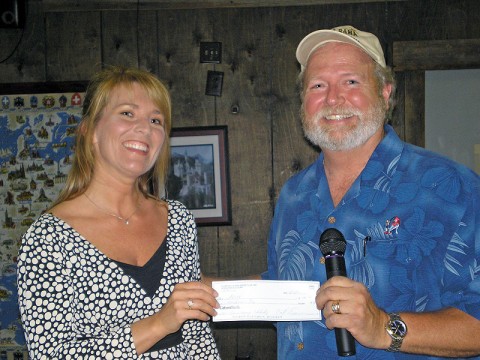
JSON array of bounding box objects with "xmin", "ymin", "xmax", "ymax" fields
[{"xmin": 295, "ymin": 124, "xmax": 405, "ymax": 196}]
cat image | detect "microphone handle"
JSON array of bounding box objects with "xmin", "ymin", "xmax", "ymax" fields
[
  {"xmin": 325, "ymin": 254, "xmax": 356, "ymax": 357},
  {"xmin": 325, "ymin": 254, "xmax": 347, "ymax": 278},
  {"xmin": 335, "ymin": 328, "xmax": 356, "ymax": 357}
]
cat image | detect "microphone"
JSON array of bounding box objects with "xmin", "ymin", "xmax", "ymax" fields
[{"xmin": 319, "ymin": 228, "xmax": 356, "ymax": 357}]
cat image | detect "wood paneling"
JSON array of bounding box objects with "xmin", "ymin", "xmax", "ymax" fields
[
  {"xmin": 393, "ymin": 39, "xmax": 480, "ymax": 71},
  {"xmin": 137, "ymin": 11, "xmax": 160, "ymax": 73},
  {"xmin": 0, "ymin": 1, "xmax": 45, "ymax": 82},
  {"xmin": 270, "ymin": 6, "xmax": 319, "ymax": 197},
  {"xmin": 45, "ymin": 11, "xmax": 102, "ymax": 80},
  {"xmin": 102, "ymin": 11, "xmax": 141, "ymax": 68},
  {"xmin": 42, "ymin": 0, "xmax": 407, "ymax": 11},
  {"xmin": 207, "ymin": 8, "xmax": 277, "ymax": 357},
  {"xmin": 403, "ymin": 71, "xmax": 425, "ymax": 148}
]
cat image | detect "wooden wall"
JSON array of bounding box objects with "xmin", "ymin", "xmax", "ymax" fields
[{"xmin": 1, "ymin": 0, "xmax": 480, "ymax": 358}]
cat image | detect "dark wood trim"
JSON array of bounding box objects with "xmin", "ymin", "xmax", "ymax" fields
[
  {"xmin": 0, "ymin": 81, "xmax": 88, "ymax": 95},
  {"xmin": 403, "ymin": 71, "xmax": 425, "ymax": 148},
  {"xmin": 393, "ymin": 39, "xmax": 480, "ymax": 71},
  {"xmin": 42, "ymin": 0, "xmax": 407, "ymax": 11},
  {"xmin": 392, "ymin": 38, "xmax": 480, "ymax": 147}
]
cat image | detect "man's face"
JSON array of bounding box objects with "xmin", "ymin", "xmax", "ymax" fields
[{"xmin": 301, "ymin": 42, "xmax": 391, "ymax": 151}]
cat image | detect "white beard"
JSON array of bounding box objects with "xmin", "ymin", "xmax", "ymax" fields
[{"xmin": 302, "ymin": 98, "xmax": 387, "ymax": 151}]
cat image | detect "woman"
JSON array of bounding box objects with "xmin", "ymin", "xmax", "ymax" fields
[{"xmin": 17, "ymin": 66, "xmax": 220, "ymax": 359}]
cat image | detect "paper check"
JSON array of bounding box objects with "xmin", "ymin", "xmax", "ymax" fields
[{"xmin": 212, "ymin": 280, "xmax": 321, "ymax": 322}]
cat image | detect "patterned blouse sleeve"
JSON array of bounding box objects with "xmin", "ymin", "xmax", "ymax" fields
[
  {"xmin": 17, "ymin": 216, "xmax": 139, "ymax": 359},
  {"xmin": 174, "ymin": 202, "xmax": 221, "ymax": 359}
]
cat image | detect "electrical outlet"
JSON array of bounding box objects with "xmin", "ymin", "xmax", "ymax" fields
[{"xmin": 200, "ymin": 42, "xmax": 222, "ymax": 64}]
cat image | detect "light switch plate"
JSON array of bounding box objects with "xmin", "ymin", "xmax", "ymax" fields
[{"xmin": 200, "ymin": 42, "xmax": 222, "ymax": 64}]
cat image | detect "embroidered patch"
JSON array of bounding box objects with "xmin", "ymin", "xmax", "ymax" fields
[{"xmin": 384, "ymin": 216, "xmax": 401, "ymax": 235}]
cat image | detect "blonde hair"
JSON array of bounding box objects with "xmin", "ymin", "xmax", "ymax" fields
[{"xmin": 51, "ymin": 66, "xmax": 172, "ymax": 208}]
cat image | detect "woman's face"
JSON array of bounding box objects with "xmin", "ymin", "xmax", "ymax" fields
[{"xmin": 92, "ymin": 82, "xmax": 166, "ymax": 182}]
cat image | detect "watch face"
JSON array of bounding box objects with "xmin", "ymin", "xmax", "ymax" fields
[{"xmin": 391, "ymin": 320, "xmax": 407, "ymax": 337}]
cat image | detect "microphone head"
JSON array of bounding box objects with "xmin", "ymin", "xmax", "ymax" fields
[{"xmin": 319, "ymin": 228, "xmax": 346, "ymax": 256}]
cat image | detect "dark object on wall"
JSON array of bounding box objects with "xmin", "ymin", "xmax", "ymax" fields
[
  {"xmin": 200, "ymin": 42, "xmax": 222, "ymax": 63},
  {"xmin": 205, "ymin": 70, "xmax": 224, "ymax": 96},
  {"xmin": 0, "ymin": 0, "xmax": 26, "ymax": 28}
]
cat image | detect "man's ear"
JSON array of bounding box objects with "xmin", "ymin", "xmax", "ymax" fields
[{"xmin": 382, "ymin": 84, "xmax": 393, "ymax": 108}]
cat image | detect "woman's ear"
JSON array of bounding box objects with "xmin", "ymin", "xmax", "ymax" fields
[{"xmin": 77, "ymin": 120, "xmax": 87, "ymax": 135}]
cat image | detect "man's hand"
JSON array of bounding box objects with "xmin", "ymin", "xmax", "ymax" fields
[{"xmin": 315, "ymin": 276, "xmax": 391, "ymax": 349}]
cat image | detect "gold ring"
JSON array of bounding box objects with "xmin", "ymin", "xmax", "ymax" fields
[
  {"xmin": 331, "ymin": 301, "xmax": 341, "ymax": 314},
  {"xmin": 187, "ymin": 299, "xmax": 194, "ymax": 310}
]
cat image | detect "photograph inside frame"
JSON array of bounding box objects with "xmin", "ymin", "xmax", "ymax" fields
[{"xmin": 166, "ymin": 126, "xmax": 231, "ymax": 226}]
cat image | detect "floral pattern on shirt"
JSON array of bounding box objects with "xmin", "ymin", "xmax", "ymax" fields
[{"xmin": 263, "ymin": 125, "xmax": 480, "ymax": 360}]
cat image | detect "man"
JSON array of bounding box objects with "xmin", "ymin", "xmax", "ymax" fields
[{"xmin": 261, "ymin": 25, "xmax": 480, "ymax": 359}]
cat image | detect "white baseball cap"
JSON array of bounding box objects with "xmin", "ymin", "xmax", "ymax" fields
[{"xmin": 296, "ymin": 25, "xmax": 386, "ymax": 68}]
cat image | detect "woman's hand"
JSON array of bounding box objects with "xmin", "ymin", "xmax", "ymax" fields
[
  {"xmin": 155, "ymin": 281, "xmax": 219, "ymax": 334},
  {"xmin": 132, "ymin": 281, "xmax": 219, "ymax": 354}
]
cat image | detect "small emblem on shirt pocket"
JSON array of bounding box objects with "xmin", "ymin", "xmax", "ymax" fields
[{"xmin": 384, "ymin": 216, "xmax": 401, "ymax": 236}]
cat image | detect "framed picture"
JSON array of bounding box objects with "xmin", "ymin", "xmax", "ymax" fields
[{"xmin": 167, "ymin": 125, "xmax": 231, "ymax": 226}]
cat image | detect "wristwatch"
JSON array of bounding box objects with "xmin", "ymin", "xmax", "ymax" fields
[{"xmin": 385, "ymin": 313, "xmax": 407, "ymax": 352}]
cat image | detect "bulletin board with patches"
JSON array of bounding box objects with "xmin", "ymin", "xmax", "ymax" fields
[{"xmin": 0, "ymin": 82, "xmax": 86, "ymax": 358}]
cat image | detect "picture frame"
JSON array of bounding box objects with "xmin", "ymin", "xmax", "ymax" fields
[{"xmin": 167, "ymin": 125, "xmax": 231, "ymax": 226}]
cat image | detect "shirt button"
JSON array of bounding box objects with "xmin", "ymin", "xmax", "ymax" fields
[
  {"xmin": 297, "ymin": 342, "xmax": 304, "ymax": 351},
  {"xmin": 328, "ymin": 216, "xmax": 336, "ymax": 224}
]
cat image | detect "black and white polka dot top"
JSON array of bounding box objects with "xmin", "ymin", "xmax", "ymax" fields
[{"xmin": 17, "ymin": 199, "xmax": 220, "ymax": 359}]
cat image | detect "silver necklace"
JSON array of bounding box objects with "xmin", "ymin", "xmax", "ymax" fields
[{"xmin": 84, "ymin": 192, "xmax": 142, "ymax": 225}]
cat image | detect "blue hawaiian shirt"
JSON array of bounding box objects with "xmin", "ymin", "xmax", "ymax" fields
[{"xmin": 262, "ymin": 125, "xmax": 480, "ymax": 360}]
